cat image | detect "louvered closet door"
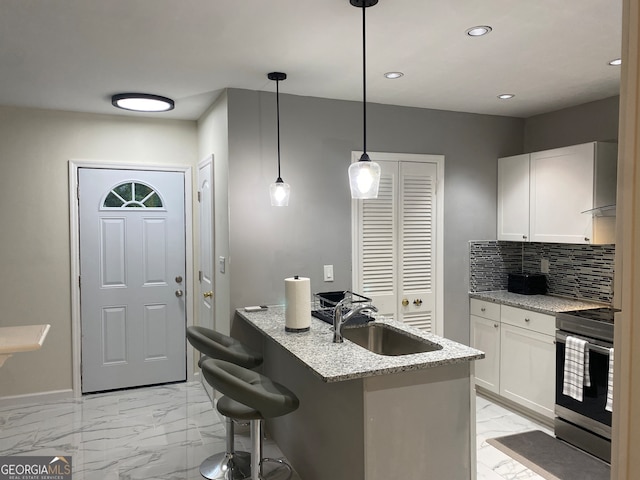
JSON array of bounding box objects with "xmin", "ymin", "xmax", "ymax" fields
[
  {"xmin": 398, "ymin": 161, "xmax": 437, "ymax": 331},
  {"xmin": 357, "ymin": 161, "xmax": 398, "ymax": 320}
]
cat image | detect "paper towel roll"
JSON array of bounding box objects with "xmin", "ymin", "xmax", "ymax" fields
[{"xmin": 285, "ymin": 276, "xmax": 311, "ymax": 332}]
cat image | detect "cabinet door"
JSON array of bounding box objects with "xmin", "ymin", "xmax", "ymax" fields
[
  {"xmin": 500, "ymin": 323, "xmax": 556, "ymax": 418},
  {"xmin": 497, "ymin": 154, "xmax": 530, "ymax": 241},
  {"xmin": 470, "ymin": 314, "xmax": 500, "ymax": 394},
  {"xmin": 530, "ymin": 143, "xmax": 594, "ymax": 244}
]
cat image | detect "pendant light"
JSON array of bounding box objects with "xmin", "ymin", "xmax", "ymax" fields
[
  {"xmin": 348, "ymin": 0, "xmax": 381, "ymax": 199},
  {"xmin": 268, "ymin": 72, "xmax": 291, "ymax": 206}
]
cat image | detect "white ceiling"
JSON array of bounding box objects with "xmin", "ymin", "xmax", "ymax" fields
[{"xmin": 0, "ymin": 0, "xmax": 622, "ymax": 121}]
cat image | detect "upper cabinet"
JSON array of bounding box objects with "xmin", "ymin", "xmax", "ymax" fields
[
  {"xmin": 497, "ymin": 142, "xmax": 617, "ymax": 244},
  {"xmin": 497, "ymin": 153, "xmax": 530, "ymax": 241}
]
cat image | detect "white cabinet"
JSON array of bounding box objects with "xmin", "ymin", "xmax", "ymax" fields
[
  {"xmin": 497, "ymin": 154, "xmax": 530, "ymax": 241},
  {"xmin": 499, "ymin": 306, "xmax": 556, "ymax": 418},
  {"xmin": 470, "ymin": 299, "xmax": 500, "ymax": 393},
  {"xmin": 497, "ymin": 142, "xmax": 617, "ymax": 244},
  {"xmin": 470, "ymin": 300, "xmax": 556, "ymax": 419}
]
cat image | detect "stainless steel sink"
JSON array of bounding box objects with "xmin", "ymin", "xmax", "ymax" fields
[{"xmin": 341, "ymin": 323, "xmax": 442, "ymax": 356}]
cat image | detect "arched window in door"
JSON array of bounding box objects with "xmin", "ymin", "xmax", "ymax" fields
[{"xmin": 102, "ymin": 181, "xmax": 165, "ymax": 209}]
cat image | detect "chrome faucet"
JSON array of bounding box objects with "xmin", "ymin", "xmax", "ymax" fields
[{"xmin": 333, "ymin": 299, "xmax": 378, "ymax": 343}]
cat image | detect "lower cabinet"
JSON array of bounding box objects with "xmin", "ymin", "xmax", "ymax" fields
[
  {"xmin": 470, "ymin": 315, "xmax": 500, "ymax": 394},
  {"xmin": 499, "ymin": 323, "xmax": 556, "ymax": 418},
  {"xmin": 470, "ymin": 299, "xmax": 556, "ymax": 419}
]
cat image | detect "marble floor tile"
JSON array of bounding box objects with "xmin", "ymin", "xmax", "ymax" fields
[{"xmin": 0, "ymin": 381, "xmax": 551, "ymax": 480}]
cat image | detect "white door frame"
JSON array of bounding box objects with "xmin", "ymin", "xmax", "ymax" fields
[
  {"xmin": 351, "ymin": 151, "xmax": 445, "ymax": 336},
  {"xmin": 69, "ymin": 160, "xmax": 194, "ymax": 398}
]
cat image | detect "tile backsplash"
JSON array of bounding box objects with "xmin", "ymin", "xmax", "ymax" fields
[{"xmin": 469, "ymin": 241, "xmax": 614, "ymax": 304}]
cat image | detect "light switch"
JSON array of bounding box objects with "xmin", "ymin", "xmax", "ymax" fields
[
  {"xmin": 219, "ymin": 256, "xmax": 226, "ymax": 274},
  {"xmin": 323, "ymin": 264, "xmax": 334, "ymax": 282}
]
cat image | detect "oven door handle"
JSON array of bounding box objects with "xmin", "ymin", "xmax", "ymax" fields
[{"xmin": 556, "ymin": 332, "xmax": 613, "ymax": 356}]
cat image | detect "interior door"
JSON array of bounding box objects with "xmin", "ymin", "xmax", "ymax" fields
[
  {"xmin": 198, "ymin": 158, "xmax": 215, "ymax": 332},
  {"xmin": 355, "ymin": 160, "xmax": 398, "ymax": 319},
  {"xmin": 79, "ymin": 168, "xmax": 186, "ymax": 393},
  {"xmin": 354, "ymin": 157, "xmax": 439, "ymax": 332},
  {"xmin": 398, "ymin": 161, "xmax": 437, "ymax": 330}
]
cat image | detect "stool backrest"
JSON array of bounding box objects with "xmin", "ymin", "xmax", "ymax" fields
[{"xmin": 201, "ymin": 358, "xmax": 299, "ymax": 419}]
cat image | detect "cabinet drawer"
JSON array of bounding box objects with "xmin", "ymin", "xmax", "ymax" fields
[
  {"xmin": 470, "ymin": 299, "xmax": 500, "ymax": 321},
  {"xmin": 500, "ymin": 305, "xmax": 555, "ymax": 336}
]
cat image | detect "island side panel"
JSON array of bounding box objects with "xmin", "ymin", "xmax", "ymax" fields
[
  {"xmin": 233, "ymin": 312, "xmax": 367, "ymax": 480},
  {"xmin": 363, "ymin": 362, "xmax": 473, "ymax": 480},
  {"xmin": 262, "ymin": 338, "xmax": 366, "ymax": 480}
]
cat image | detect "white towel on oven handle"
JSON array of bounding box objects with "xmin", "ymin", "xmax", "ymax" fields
[
  {"xmin": 562, "ymin": 335, "xmax": 591, "ymax": 402},
  {"xmin": 606, "ymin": 347, "xmax": 614, "ymax": 412}
]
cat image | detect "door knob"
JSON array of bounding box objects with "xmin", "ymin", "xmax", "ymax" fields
[
  {"xmin": 175, "ymin": 289, "xmax": 184, "ymax": 297},
  {"xmin": 413, "ymin": 298, "xmax": 423, "ymax": 306},
  {"xmin": 203, "ymin": 291, "xmax": 213, "ymax": 298},
  {"xmin": 402, "ymin": 298, "xmax": 409, "ymax": 307}
]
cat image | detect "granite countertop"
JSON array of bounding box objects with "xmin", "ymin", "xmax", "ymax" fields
[
  {"xmin": 469, "ymin": 291, "xmax": 608, "ymax": 315},
  {"xmin": 237, "ymin": 306, "xmax": 484, "ymax": 383}
]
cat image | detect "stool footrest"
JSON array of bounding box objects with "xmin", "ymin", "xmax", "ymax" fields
[{"xmin": 259, "ymin": 457, "xmax": 293, "ymax": 480}]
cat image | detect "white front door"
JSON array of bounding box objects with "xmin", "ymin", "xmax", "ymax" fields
[{"xmin": 79, "ymin": 168, "xmax": 186, "ymax": 393}]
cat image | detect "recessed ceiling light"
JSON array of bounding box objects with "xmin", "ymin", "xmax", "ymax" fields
[
  {"xmin": 497, "ymin": 93, "xmax": 515, "ymax": 100},
  {"xmin": 466, "ymin": 25, "xmax": 492, "ymax": 37},
  {"xmin": 608, "ymin": 58, "xmax": 622, "ymax": 66},
  {"xmin": 111, "ymin": 93, "xmax": 175, "ymax": 112},
  {"xmin": 384, "ymin": 72, "xmax": 404, "ymax": 79}
]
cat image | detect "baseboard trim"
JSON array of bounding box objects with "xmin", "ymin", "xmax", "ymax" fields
[
  {"xmin": 0, "ymin": 389, "xmax": 75, "ymax": 407},
  {"xmin": 476, "ymin": 387, "xmax": 554, "ymax": 430}
]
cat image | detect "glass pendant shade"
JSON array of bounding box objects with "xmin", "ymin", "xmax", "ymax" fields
[
  {"xmin": 270, "ymin": 178, "xmax": 290, "ymax": 206},
  {"xmin": 349, "ymin": 155, "xmax": 381, "ymax": 199}
]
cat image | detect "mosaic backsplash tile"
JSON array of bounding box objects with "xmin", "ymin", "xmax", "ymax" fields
[{"xmin": 469, "ymin": 241, "xmax": 614, "ymax": 304}]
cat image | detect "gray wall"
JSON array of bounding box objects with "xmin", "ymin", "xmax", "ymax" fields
[
  {"xmin": 524, "ymin": 96, "xmax": 620, "ymax": 152},
  {"xmin": 0, "ymin": 106, "xmax": 197, "ymax": 398},
  {"xmin": 225, "ymin": 88, "xmax": 524, "ymax": 344}
]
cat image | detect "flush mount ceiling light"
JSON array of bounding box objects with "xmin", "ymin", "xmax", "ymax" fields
[
  {"xmin": 111, "ymin": 93, "xmax": 175, "ymax": 112},
  {"xmin": 267, "ymin": 72, "xmax": 291, "ymax": 207},
  {"xmin": 384, "ymin": 71, "xmax": 404, "ymax": 79},
  {"xmin": 466, "ymin": 25, "xmax": 492, "ymax": 37},
  {"xmin": 348, "ymin": 0, "xmax": 381, "ymax": 200},
  {"xmin": 608, "ymin": 58, "xmax": 622, "ymax": 66},
  {"xmin": 497, "ymin": 93, "xmax": 515, "ymax": 100}
]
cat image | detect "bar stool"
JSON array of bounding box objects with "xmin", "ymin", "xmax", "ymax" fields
[
  {"xmin": 187, "ymin": 326, "xmax": 263, "ymax": 480},
  {"xmin": 201, "ymin": 358, "xmax": 300, "ymax": 480}
]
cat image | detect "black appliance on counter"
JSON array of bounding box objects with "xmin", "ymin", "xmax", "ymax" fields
[
  {"xmin": 555, "ymin": 307, "xmax": 617, "ymax": 463},
  {"xmin": 507, "ymin": 273, "xmax": 547, "ymax": 295}
]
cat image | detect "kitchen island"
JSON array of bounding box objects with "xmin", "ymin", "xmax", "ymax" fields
[{"xmin": 233, "ymin": 306, "xmax": 484, "ymax": 480}]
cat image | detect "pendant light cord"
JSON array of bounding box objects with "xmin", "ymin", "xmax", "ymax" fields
[
  {"xmin": 276, "ymin": 78, "xmax": 282, "ymax": 180},
  {"xmin": 361, "ymin": 4, "xmax": 368, "ymax": 157}
]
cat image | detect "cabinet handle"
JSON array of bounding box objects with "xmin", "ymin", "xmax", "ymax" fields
[
  {"xmin": 525, "ymin": 317, "xmax": 530, "ymax": 322},
  {"xmin": 481, "ymin": 307, "xmax": 486, "ymax": 312},
  {"xmin": 523, "ymin": 235, "xmax": 527, "ymax": 240},
  {"xmin": 494, "ymin": 323, "xmax": 499, "ymax": 328},
  {"xmin": 585, "ymin": 237, "xmax": 590, "ymax": 242}
]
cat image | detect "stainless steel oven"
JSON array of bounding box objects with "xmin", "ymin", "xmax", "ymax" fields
[{"xmin": 555, "ymin": 307, "xmax": 615, "ymax": 463}]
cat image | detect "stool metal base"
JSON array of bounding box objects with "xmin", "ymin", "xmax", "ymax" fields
[{"xmin": 200, "ymin": 450, "xmax": 251, "ymax": 480}]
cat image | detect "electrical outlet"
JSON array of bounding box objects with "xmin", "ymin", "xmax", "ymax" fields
[
  {"xmin": 323, "ymin": 264, "xmax": 334, "ymax": 282},
  {"xmin": 541, "ymin": 258, "xmax": 550, "ymax": 274}
]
